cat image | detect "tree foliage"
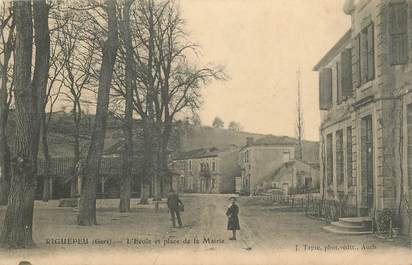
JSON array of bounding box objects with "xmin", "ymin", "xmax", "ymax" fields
[{"xmin": 212, "ymin": 116, "xmax": 224, "ymax": 128}]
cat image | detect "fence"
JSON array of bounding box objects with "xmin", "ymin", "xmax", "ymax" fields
[{"xmin": 261, "ymin": 193, "xmax": 361, "ymax": 222}]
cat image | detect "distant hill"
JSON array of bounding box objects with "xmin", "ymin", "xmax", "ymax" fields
[
  {"xmin": 5, "ymin": 111, "xmax": 319, "ymax": 164},
  {"xmin": 177, "ymin": 125, "xmax": 264, "ymax": 151},
  {"xmin": 174, "ymin": 124, "xmax": 319, "ymax": 164}
]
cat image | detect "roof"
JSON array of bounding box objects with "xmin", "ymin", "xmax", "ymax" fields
[
  {"xmin": 240, "ymin": 135, "xmax": 297, "ymax": 151},
  {"xmin": 259, "ymin": 159, "xmax": 320, "ymax": 184},
  {"xmin": 37, "ymin": 156, "xmax": 144, "ymax": 180},
  {"xmin": 313, "ymin": 29, "xmax": 352, "ymax": 71},
  {"xmin": 103, "ymin": 138, "xmax": 147, "ymax": 156},
  {"xmin": 173, "ymin": 146, "xmax": 238, "ymax": 161}
]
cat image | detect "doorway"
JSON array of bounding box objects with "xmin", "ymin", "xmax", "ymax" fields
[{"xmin": 361, "ymin": 115, "xmax": 374, "ymax": 211}]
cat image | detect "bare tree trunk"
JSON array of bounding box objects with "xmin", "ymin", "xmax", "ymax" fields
[
  {"xmin": 41, "ymin": 112, "xmax": 51, "ymax": 202},
  {"xmin": 140, "ymin": 119, "xmax": 152, "ymax": 204},
  {"xmin": 77, "ymin": 0, "xmax": 118, "ymax": 226},
  {"xmin": 0, "ymin": 138, "xmax": 11, "ymax": 205},
  {"xmin": 0, "ymin": 0, "xmax": 49, "ymax": 248},
  {"xmin": 119, "ymin": 0, "xmax": 134, "ymax": 212},
  {"xmin": 71, "ymin": 99, "xmax": 81, "ymax": 197},
  {"xmin": 151, "ymin": 123, "xmax": 161, "ymax": 201},
  {"xmin": 0, "ymin": 16, "xmax": 13, "ymax": 206},
  {"xmin": 159, "ymin": 124, "xmax": 172, "ymax": 197},
  {"xmin": 146, "ymin": 0, "xmax": 161, "ymax": 201}
]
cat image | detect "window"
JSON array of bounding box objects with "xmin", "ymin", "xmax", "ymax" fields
[
  {"xmin": 305, "ymin": 177, "xmax": 313, "ymax": 188},
  {"xmin": 366, "ymin": 24, "xmax": 375, "ymax": 81},
  {"xmin": 354, "ymin": 35, "xmax": 361, "ymax": 88},
  {"xmin": 326, "ymin": 133, "xmax": 333, "ymax": 185},
  {"xmin": 347, "ymin": 127, "xmax": 353, "ymax": 187},
  {"xmin": 336, "ymin": 130, "xmax": 344, "ymax": 185},
  {"xmin": 361, "ymin": 23, "xmax": 375, "ymax": 84},
  {"xmin": 244, "ymin": 150, "xmax": 249, "ymax": 163},
  {"xmin": 341, "ymin": 48, "xmax": 353, "ymax": 98},
  {"xmin": 389, "ymin": 2, "xmax": 408, "ymax": 65},
  {"xmin": 336, "ymin": 61, "xmax": 343, "ymax": 104},
  {"xmin": 188, "ymin": 160, "xmax": 192, "ymax": 170},
  {"xmin": 319, "ymin": 68, "xmax": 333, "ymax": 110},
  {"xmin": 283, "ymin": 151, "xmax": 290, "ymax": 162},
  {"xmin": 212, "ymin": 161, "xmax": 216, "ymax": 172}
]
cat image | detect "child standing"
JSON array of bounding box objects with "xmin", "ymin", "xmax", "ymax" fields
[{"xmin": 226, "ymin": 196, "xmax": 240, "ymax": 240}]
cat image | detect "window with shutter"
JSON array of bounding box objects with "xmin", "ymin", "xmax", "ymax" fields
[
  {"xmin": 346, "ymin": 127, "xmax": 353, "ymax": 187},
  {"xmin": 361, "ymin": 28, "xmax": 368, "ymax": 84},
  {"xmin": 319, "ymin": 68, "xmax": 333, "ymax": 110},
  {"xmin": 354, "ymin": 35, "xmax": 361, "ymax": 88},
  {"xmin": 336, "ymin": 61, "xmax": 343, "ymax": 104},
  {"xmin": 361, "ymin": 23, "xmax": 375, "ymax": 84},
  {"xmin": 341, "ymin": 48, "xmax": 353, "ymax": 98},
  {"xmin": 336, "ymin": 130, "xmax": 344, "ymax": 185},
  {"xmin": 326, "ymin": 133, "xmax": 333, "ymax": 186},
  {"xmin": 389, "ymin": 2, "xmax": 408, "ymax": 65},
  {"xmin": 367, "ymin": 23, "xmax": 375, "ymax": 81}
]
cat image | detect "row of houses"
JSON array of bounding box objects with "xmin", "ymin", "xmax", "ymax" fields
[
  {"xmin": 314, "ymin": 0, "xmax": 412, "ymax": 236},
  {"xmin": 170, "ymin": 136, "xmax": 320, "ymax": 196}
]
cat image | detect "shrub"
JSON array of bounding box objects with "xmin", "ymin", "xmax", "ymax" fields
[{"xmin": 375, "ymin": 208, "xmax": 393, "ymax": 233}]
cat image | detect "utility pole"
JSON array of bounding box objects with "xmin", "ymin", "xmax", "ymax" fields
[{"xmin": 296, "ymin": 68, "xmax": 304, "ymax": 160}]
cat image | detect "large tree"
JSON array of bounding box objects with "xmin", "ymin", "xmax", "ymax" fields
[
  {"xmin": 0, "ymin": 2, "xmax": 14, "ymax": 206},
  {"xmin": 0, "ymin": 0, "xmax": 50, "ymax": 248},
  {"xmin": 118, "ymin": 0, "xmax": 135, "ymax": 212},
  {"xmin": 77, "ymin": 0, "xmax": 119, "ymax": 226},
  {"xmin": 212, "ymin": 117, "xmax": 224, "ymax": 128},
  {"xmin": 295, "ymin": 69, "xmax": 304, "ymax": 160},
  {"xmin": 39, "ymin": 14, "xmax": 64, "ymax": 201},
  {"xmin": 129, "ymin": 0, "xmax": 224, "ymax": 201},
  {"xmin": 228, "ymin": 121, "xmax": 242, "ymax": 132},
  {"xmin": 55, "ymin": 8, "xmax": 97, "ymax": 197}
]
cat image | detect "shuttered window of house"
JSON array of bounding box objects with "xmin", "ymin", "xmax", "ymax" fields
[
  {"xmin": 353, "ymin": 35, "xmax": 361, "ymax": 88},
  {"xmin": 366, "ymin": 23, "xmax": 375, "ymax": 81},
  {"xmin": 319, "ymin": 68, "xmax": 333, "ymax": 110},
  {"xmin": 336, "ymin": 130, "xmax": 344, "ymax": 185},
  {"xmin": 326, "ymin": 133, "xmax": 333, "ymax": 185},
  {"xmin": 341, "ymin": 48, "xmax": 353, "ymax": 98},
  {"xmin": 389, "ymin": 2, "xmax": 408, "ymax": 65},
  {"xmin": 361, "ymin": 24, "xmax": 375, "ymax": 84},
  {"xmin": 336, "ymin": 61, "xmax": 343, "ymax": 104},
  {"xmin": 346, "ymin": 127, "xmax": 353, "ymax": 187}
]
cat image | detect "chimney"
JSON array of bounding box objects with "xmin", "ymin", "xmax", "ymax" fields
[{"xmin": 246, "ymin": 137, "xmax": 254, "ymax": 146}]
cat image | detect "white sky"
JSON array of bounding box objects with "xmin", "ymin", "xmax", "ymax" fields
[{"xmin": 180, "ymin": 0, "xmax": 351, "ymax": 141}]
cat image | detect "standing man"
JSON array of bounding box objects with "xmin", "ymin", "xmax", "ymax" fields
[
  {"xmin": 226, "ymin": 196, "xmax": 240, "ymax": 240},
  {"xmin": 167, "ymin": 189, "xmax": 184, "ymax": 228}
]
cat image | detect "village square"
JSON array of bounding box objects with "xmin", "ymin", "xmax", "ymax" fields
[{"xmin": 0, "ymin": 0, "xmax": 412, "ymax": 264}]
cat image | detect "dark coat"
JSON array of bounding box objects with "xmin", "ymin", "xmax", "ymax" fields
[
  {"xmin": 226, "ymin": 204, "xmax": 240, "ymax": 230},
  {"xmin": 167, "ymin": 192, "xmax": 182, "ymax": 210}
]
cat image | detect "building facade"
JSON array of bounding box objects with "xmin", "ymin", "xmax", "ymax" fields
[
  {"xmin": 238, "ymin": 137, "xmax": 295, "ymax": 195},
  {"xmin": 268, "ymin": 160, "xmax": 320, "ymax": 195},
  {"xmin": 314, "ymin": 0, "xmax": 412, "ymax": 236},
  {"xmin": 171, "ymin": 147, "xmax": 240, "ymax": 194}
]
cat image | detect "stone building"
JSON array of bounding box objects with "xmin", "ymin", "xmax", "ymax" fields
[
  {"xmin": 238, "ymin": 137, "xmax": 295, "ymax": 195},
  {"xmin": 261, "ymin": 160, "xmax": 320, "ymax": 195},
  {"xmin": 314, "ymin": 0, "xmax": 412, "ymax": 236},
  {"xmin": 171, "ymin": 146, "xmax": 240, "ymax": 193}
]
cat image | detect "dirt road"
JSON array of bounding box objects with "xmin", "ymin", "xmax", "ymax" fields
[{"xmin": 0, "ymin": 194, "xmax": 410, "ymax": 265}]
